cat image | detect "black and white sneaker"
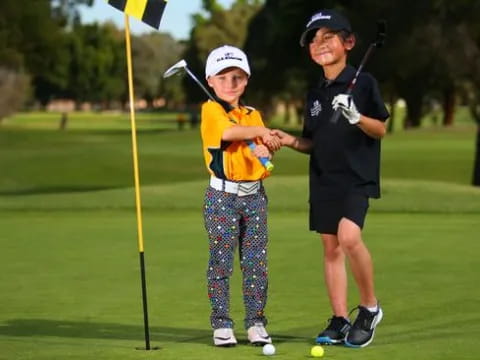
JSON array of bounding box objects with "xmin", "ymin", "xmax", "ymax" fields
[
  {"xmin": 345, "ymin": 305, "xmax": 383, "ymax": 348},
  {"xmin": 213, "ymin": 328, "xmax": 237, "ymax": 347},
  {"xmin": 316, "ymin": 316, "xmax": 351, "ymax": 345}
]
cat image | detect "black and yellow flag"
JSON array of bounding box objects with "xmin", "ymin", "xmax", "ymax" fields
[{"xmin": 107, "ymin": 0, "xmax": 168, "ymax": 29}]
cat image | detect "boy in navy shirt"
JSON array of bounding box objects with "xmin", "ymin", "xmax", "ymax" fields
[{"xmin": 273, "ymin": 9, "xmax": 389, "ymax": 348}]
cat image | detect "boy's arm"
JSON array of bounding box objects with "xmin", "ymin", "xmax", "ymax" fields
[
  {"xmin": 332, "ymin": 94, "xmax": 387, "ymax": 139},
  {"xmin": 271, "ymin": 129, "xmax": 313, "ymax": 154},
  {"xmin": 357, "ymin": 115, "xmax": 387, "ymax": 139},
  {"xmin": 222, "ymin": 125, "xmax": 268, "ymax": 141},
  {"xmin": 222, "ymin": 125, "xmax": 282, "ymax": 151}
]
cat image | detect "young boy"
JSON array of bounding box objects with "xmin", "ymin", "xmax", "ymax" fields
[
  {"xmin": 201, "ymin": 45, "xmax": 281, "ymax": 347},
  {"xmin": 273, "ymin": 10, "xmax": 389, "ymax": 348}
]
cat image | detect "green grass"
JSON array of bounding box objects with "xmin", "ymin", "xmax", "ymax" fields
[
  {"xmin": 2, "ymin": 111, "xmax": 182, "ymax": 131},
  {"xmin": 1, "ymin": 112, "xmax": 480, "ymax": 359},
  {"xmin": 1, "ymin": 211, "xmax": 479, "ymax": 359}
]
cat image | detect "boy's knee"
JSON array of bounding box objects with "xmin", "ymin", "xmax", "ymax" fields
[
  {"xmin": 338, "ymin": 233, "xmax": 361, "ymax": 253},
  {"xmin": 323, "ymin": 244, "xmax": 344, "ymax": 261}
]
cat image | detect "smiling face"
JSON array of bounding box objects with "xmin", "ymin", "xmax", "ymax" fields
[
  {"xmin": 207, "ymin": 67, "xmax": 249, "ymax": 107},
  {"xmin": 308, "ymin": 28, "xmax": 355, "ymax": 70}
]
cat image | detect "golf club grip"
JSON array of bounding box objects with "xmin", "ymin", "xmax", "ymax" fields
[
  {"xmin": 247, "ymin": 141, "xmax": 274, "ymax": 171},
  {"xmin": 330, "ymin": 109, "xmax": 342, "ymax": 124},
  {"xmin": 330, "ymin": 87, "xmax": 353, "ymax": 124}
]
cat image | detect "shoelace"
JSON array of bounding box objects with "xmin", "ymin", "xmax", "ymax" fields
[
  {"xmin": 324, "ymin": 316, "xmax": 350, "ymax": 334},
  {"xmin": 253, "ymin": 324, "xmax": 269, "ymax": 338},
  {"xmin": 348, "ymin": 306, "xmax": 375, "ymax": 330}
]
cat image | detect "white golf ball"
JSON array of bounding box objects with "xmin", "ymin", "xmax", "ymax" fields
[{"xmin": 262, "ymin": 343, "xmax": 275, "ymax": 356}]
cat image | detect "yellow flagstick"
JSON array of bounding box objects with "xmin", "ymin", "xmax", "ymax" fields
[{"xmin": 123, "ymin": 14, "xmax": 157, "ymax": 351}]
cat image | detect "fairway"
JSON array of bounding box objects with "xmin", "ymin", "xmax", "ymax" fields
[
  {"xmin": 1, "ymin": 210, "xmax": 479, "ymax": 360},
  {"xmin": 1, "ymin": 116, "xmax": 480, "ymax": 359}
]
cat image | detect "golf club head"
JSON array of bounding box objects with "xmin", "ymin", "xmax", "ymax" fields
[
  {"xmin": 163, "ymin": 59, "xmax": 187, "ymax": 78},
  {"xmin": 375, "ymin": 20, "xmax": 387, "ymax": 48}
]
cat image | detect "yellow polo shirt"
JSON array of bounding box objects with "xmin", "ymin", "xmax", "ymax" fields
[{"xmin": 200, "ymin": 100, "xmax": 271, "ymax": 181}]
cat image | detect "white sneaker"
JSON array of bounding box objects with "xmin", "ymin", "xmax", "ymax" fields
[
  {"xmin": 247, "ymin": 323, "xmax": 272, "ymax": 345},
  {"xmin": 213, "ymin": 328, "xmax": 237, "ymax": 347}
]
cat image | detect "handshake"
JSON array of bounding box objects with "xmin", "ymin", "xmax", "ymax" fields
[
  {"xmin": 252, "ymin": 93, "xmax": 361, "ymax": 159},
  {"xmin": 251, "ymin": 128, "xmax": 295, "ymax": 159}
]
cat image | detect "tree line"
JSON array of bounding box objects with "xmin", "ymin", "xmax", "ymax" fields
[
  {"xmin": 1, "ymin": 0, "xmax": 480, "ymax": 184},
  {"xmin": 1, "ymin": 0, "xmax": 480, "ymax": 130}
]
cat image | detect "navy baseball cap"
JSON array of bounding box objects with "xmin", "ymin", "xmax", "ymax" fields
[{"xmin": 300, "ymin": 9, "xmax": 352, "ymax": 47}]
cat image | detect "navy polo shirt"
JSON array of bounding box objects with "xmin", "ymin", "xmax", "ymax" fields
[{"xmin": 302, "ymin": 65, "xmax": 389, "ymax": 200}]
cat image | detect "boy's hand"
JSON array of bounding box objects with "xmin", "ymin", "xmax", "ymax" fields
[
  {"xmin": 262, "ymin": 130, "xmax": 282, "ymax": 152},
  {"xmin": 332, "ymin": 94, "xmax": 361, "ymax": 125},
  {"xmin": 252, "ymin": 144, "xmax": 272, "ymax": 159},
  {"xmin": 271, "ymin": 129, "xmax": 294, "ymax": 147}
]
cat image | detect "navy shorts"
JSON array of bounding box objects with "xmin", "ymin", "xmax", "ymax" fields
[{"xmin": 309, "ymin": 194, "xmax": 369, "ymax": 234}]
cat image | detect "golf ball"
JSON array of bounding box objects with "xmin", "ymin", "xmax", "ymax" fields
[
  {"xmin": 262, "ymin": 343, "xmax": 276, "ymax": 356},
  {"xmin": 310, "ymin": 345, "xmax": 324, "ymax": 357}
]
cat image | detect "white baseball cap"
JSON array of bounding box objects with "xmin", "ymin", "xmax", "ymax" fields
[{"xmin": 205, "ymin": 45, "xmax": 251, "ymax": 79}]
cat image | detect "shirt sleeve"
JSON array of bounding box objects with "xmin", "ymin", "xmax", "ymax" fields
[
  {"xmin": 201, "ymin": 101, "xmax": 236, "ymax": 148},
  {"xmin": 365, "ymin": 75, "xmax": 390, "ymax": 122}
]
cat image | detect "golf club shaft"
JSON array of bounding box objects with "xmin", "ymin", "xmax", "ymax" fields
[
  {"xmin": 185, "ymin": 67, "xmax": 216, "ymax": 102},
  {"xmin": 330, "ymin": 19, "xmax": 386, "ymax": 124},
  {"xmin": 330, "ymin": 43, "xmax": 376, "ymax": 124},
  {"xmin": 183, "ymin": 66, "xmax": 274, "ymax": 171}
]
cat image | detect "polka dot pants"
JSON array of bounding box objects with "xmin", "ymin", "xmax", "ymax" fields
[{"xmin": 203, "ymin": 185, "xmax": 269, "ymax": 330}]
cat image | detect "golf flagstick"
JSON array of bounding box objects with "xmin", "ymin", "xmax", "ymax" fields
[
  {"xmin": 123, "ymin": 15, "xmax": 157, "ymax": 352},
  {"xmin": 107, "ymin": 0, "xmax": 170, "ymax": 351}
]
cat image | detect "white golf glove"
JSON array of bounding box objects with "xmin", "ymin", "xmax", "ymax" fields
[{"xmin": 332, "ymin": 94, "xmax": 361, "ymax": 125}]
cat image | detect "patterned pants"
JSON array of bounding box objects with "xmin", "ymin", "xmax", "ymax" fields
[{"xmin": 203, "ymin": 185, "xmax": 269, "ymax": 330}]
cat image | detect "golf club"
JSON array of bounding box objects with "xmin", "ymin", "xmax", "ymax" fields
[
  {"xmin": 163, "ymin": 59, "xmax": 274, "ymax": 171},
  {"xmin": 330, "ymin": 20, "xmax": 387, "ymax": 123}
]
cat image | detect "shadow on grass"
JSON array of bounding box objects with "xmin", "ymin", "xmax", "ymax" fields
[
  {"xmin": 0, "ymin": 319, "xmax": 310, "ymax": 345},
  {"xmin": 0, "ymin": 319, "xmax": 210, "ymax": 344}
]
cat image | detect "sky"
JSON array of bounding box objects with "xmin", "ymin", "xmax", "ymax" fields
[{"xmin": 79, "ymin": 0, "xmax": 235, "ymax": 40}]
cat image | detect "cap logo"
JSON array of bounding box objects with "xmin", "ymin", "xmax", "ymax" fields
[
  {"xmin": 307, "ymin": 12, "xmax": 331, "ymax": 27},
  {"xmin": 216, "ymin": 52, "xmax": 243, "ymax": 62}
]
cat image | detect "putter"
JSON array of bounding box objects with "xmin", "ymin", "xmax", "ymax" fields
[
  {"xmin": 330, "ymin": 20, "xmax": 387, "ymax": 123},
  {"xmin": 163, "ymin": 59, "xmax": 274, "ymax": 171}
]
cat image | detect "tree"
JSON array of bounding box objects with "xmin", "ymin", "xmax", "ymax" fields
[
  {"xmin": 51, "ymin": 0, "xmax": 94, "ymax": 27},
  {"xmin": 182, "ymin": 0, "xmax": 264, "ymax": 105},
  {"xmin": 0, "ymin": 0, "xmax": 66, "ymax": 105},
  {"xmin": 244, "ymin": 0, "xmax": 337, "ymax": 116},
  {"xmin": 0, "ymin": 0, "xmax": 95, "ymax": 107},
  {"xmin": 132, "ymin": 32, "xmax": 184, "ymax": 108},
  {"xmin": 64, "ymin": 23, "xmax": 126, "ymax": 108}
]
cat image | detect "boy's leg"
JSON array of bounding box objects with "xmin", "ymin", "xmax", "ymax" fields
[
  {"xmin": 204, "ymin": 188, "xmax": 240, "ymax": 330},
  {"xmin": 321, "ymin": 234, "xmax": 348, "ymax": 317},
  {"xmin": 336, "ymin": 218, "xmax": 377, "ymax": 307},
  {"xmin": 337, "ymin": 217, "xmax": 383, "ymax": 348},
  {"xmin": 316, "ymin": 234, "xmax": 351, "ymax": 345},
  {"xmin": 238, "ymin": 190, "xmax": 269, "ymax": 331}
]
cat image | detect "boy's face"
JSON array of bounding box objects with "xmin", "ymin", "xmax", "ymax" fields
[
  {"xmin": 308, "ymin": 28, "xmax": 354, "ymax": 67},
  {"xmin": 207, "ymin": 67, "xmax": 248, "ymax": 106}
]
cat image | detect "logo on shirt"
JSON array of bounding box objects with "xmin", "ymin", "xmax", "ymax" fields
[{"xmin": 310, "ymin": 100, "xmax": 322, "ymax": 117}]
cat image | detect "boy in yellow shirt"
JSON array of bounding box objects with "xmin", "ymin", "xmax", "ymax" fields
[{"xmin": 201, "ymin": 45, "xmax": 280, "ymax": 347}]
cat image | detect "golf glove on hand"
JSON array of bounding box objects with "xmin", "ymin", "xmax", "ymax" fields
[{"xmin": 332, "ymin": 94, "xmax": 361, "ymax": 125}]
